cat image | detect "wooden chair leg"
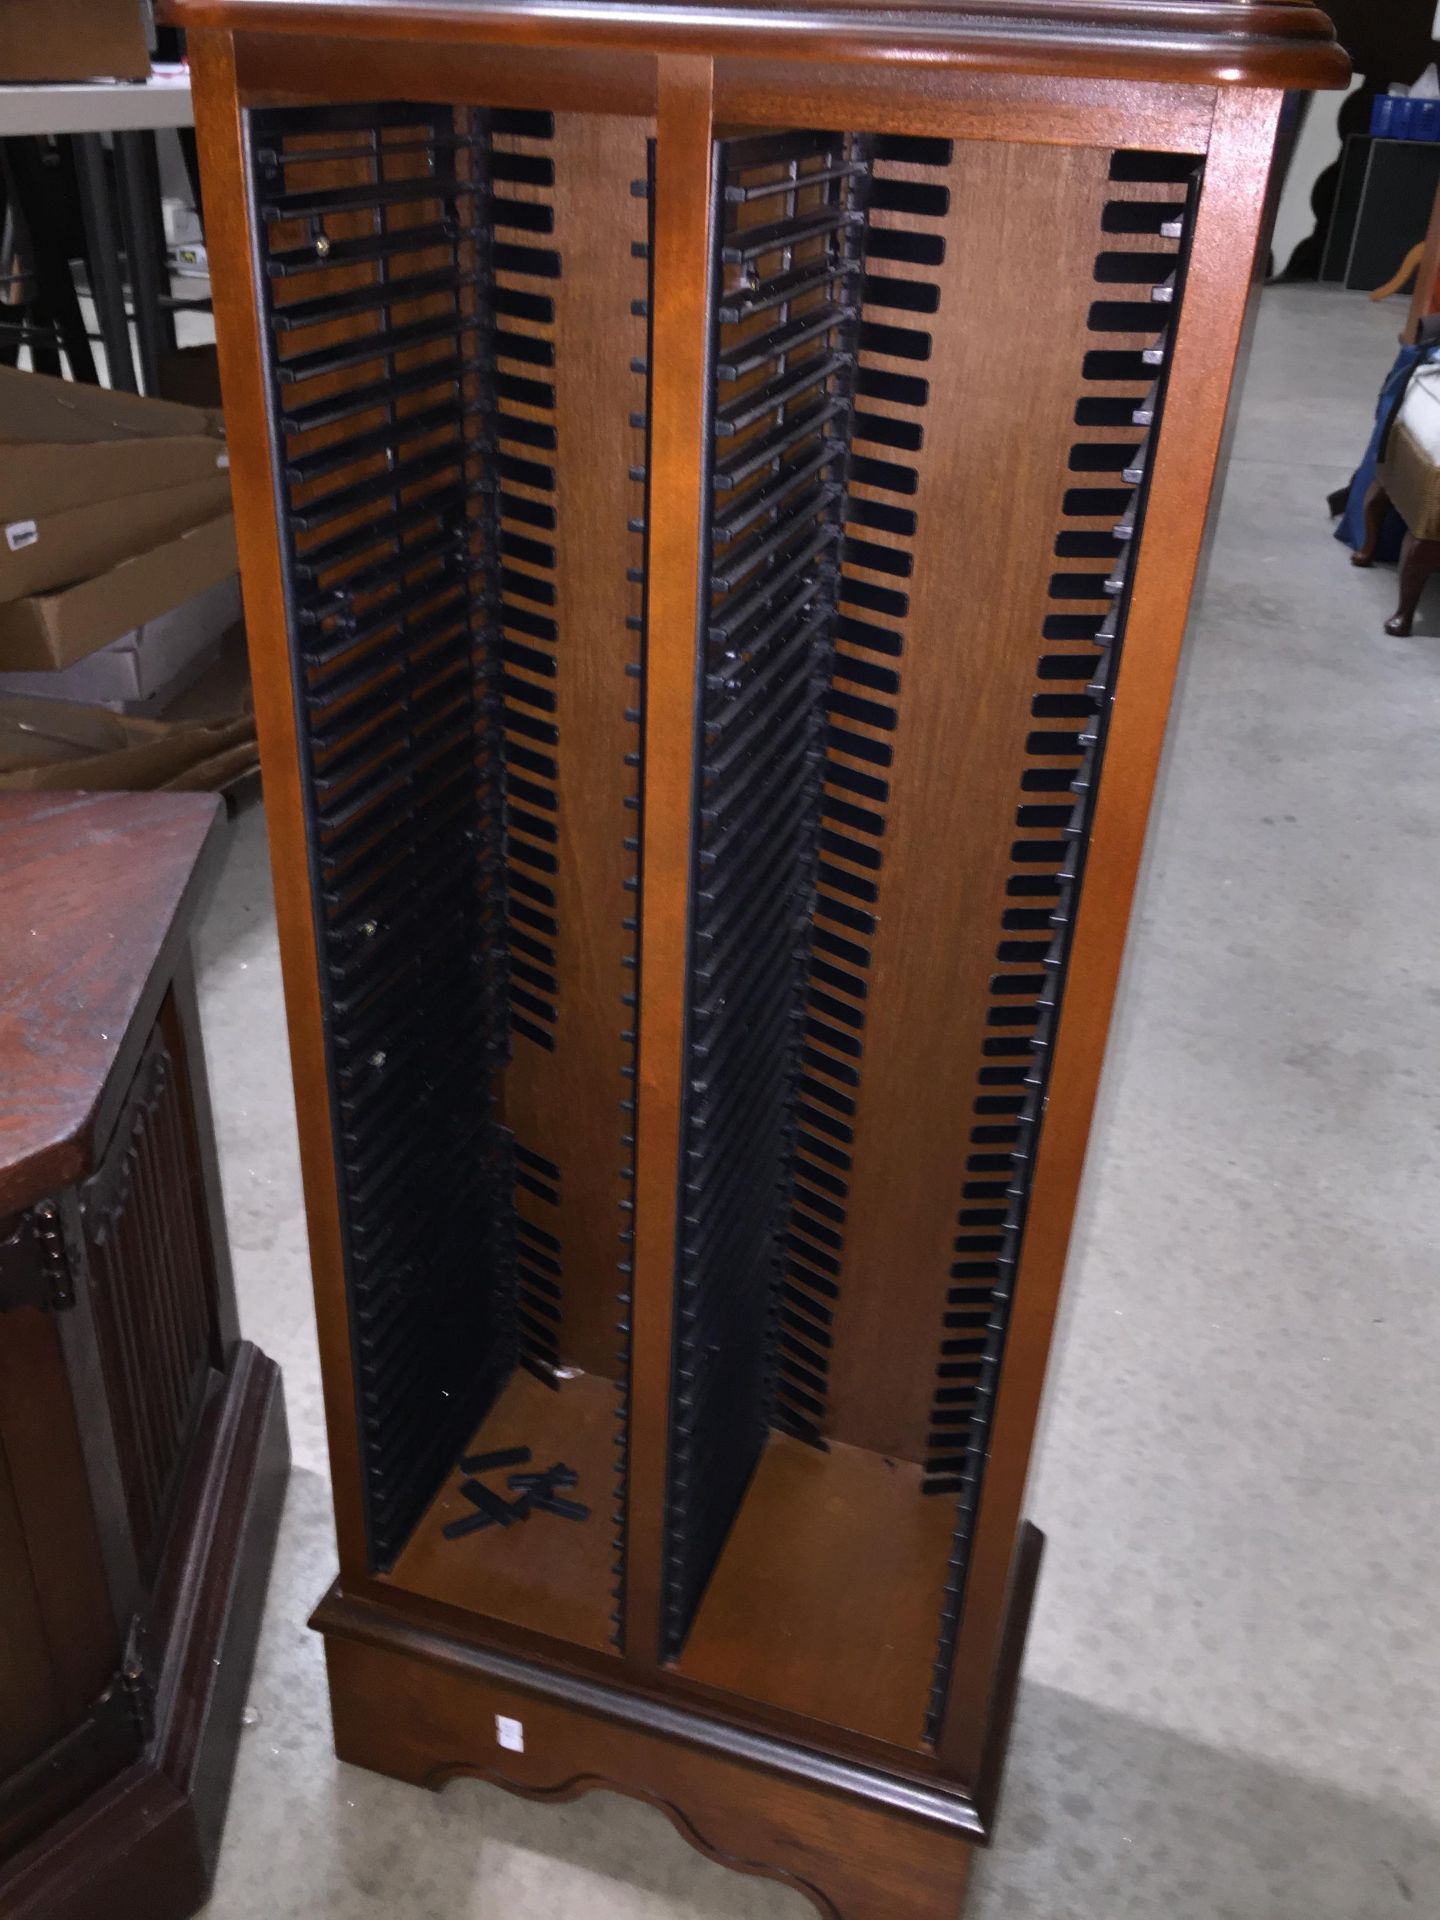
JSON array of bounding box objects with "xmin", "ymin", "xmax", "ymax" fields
[
  {"xmin": 1386, "ymin": 530, "xmax": 1440, "ymax": 635},
  {"xmin": 1370, "ymin": 240, "xmax": 1424, "ymax": 304},
  {"xmin": 1351, "ymin": 479, "xmax": 1392, "ymax": 567}
]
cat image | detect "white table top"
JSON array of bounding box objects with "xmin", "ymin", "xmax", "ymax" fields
[{"xmin": 0, "ymin": 70, "xmax": 193, "ymax": 138}]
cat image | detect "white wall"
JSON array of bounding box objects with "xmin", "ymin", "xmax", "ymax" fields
[{"xmin": 1271, "ymin": 77, "xmax": 1363, "ymax": 277}]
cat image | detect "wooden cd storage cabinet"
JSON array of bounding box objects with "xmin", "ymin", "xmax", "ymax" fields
[{"xmin": 181, "ymin": 4, "xmax": 1344, "ymax": 1913}]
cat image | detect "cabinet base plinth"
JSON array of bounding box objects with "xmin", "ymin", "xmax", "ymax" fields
[{"xmin": 312, "ymin": 1525, "xmax": 1043, "ymax": 1920}]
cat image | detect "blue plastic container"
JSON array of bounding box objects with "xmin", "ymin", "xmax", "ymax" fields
[{"xmin": 1371, "ymin": 94, "xmax": 1440, "ymax": 142}]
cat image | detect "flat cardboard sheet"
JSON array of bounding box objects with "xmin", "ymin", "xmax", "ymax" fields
[
  {"xmin": 0, "ymin": 0, "xmax": 150, "ymax": 83},
  {"xmin": 0, "ymin": 581, "xmax": 242, "ymax": 714},
  {"xmin": 0, "ymin": 365, "xmax": 227, "ymax": 521},
  {"xmin": 0, "ymin": 476, "xmax": 234, "ymax": 605},
  {"xmin": 0, "ymin": 694, "xmax": 257, "ymax": 795},
  {"xmin": 0, "ymin": 513, "xmax": 238, "ymax": 671}
]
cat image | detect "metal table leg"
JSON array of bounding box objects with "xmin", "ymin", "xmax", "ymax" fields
[
  {"xmin": 0, "ymin": 136, "xmax": 99, "ymax": 384},
  {"xmin": 138, "ymin": 131, "xmax": 178, "ymax": 358},
  {"xmin": 73, "ymin": 133, "xmax": 137, "ymax": 393},
  {"xmin": 114, "ymin": 130, "xmax": 169, "ymax": 395}
]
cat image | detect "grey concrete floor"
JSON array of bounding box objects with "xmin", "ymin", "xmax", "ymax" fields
[{"xmin": 193, "ymin": 284, "xmax": 1440, "ymax": 1918}]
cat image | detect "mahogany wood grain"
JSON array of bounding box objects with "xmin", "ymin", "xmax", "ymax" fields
[
  {"xmin": 0, "ymin": 792, "xmax": 223, "ymax": 1214},
  {"xmin": 0, "ymin": 1450, "xmax": 65, "ymax": 1782},
  {"xmin": 713, "ymin": 62, "xmax": 1214, "ymax": 152},
  {"xmin": 342, "ymin": 1545, "xmax": 976, "ymax": 1783},
  {"xmin": 938, "ymin": 84, "xmax": 1289, "ymax": 1781},
  {"xmin": 496, "ymin": 111, "xmax": 651, "ymax": 1380},
  {"xmin": 0, "ymin": 1345, "xmax": 288, "ymax": 1920},
  {"xmin": 180, "ymin": 7, "xmax": 1342, "ymax": 1907},
  {"xmin": 623, "ymin": 52, "xmax": 715, "ymax": 1669},
  {"xmin": 383, "ymin": 1368, "xmax": 620, "ymax": 1656},
  {"xmin": 678, "ymin": 1432, "xmax": 953, "ymax": 1749},
  {"xmin": 0, "ymin": 1306, "xmax": 116, "ymax": 1730},
  {"xmin": 319, "ymin": 1591, "xmax": 980, "ymax": 1920},
  {"xmin": 166, "ymin": 0, "xmax": 1347, "ymax": 91},
  {"xmin": 237, "ymin": 30, "xmax": 655, "ymax": 116},
  {"xmin": 233, "ymin": 29, "xmax": 1212, "ymax": 153},
  {"xmin": 190, "ymin": 27, "xmax": 371, "ymax": 1577},
  {"xmin": 165, "ymin": 965, "xmax": 241, "ymax": 1359},
  {"xmin": 818, "ymin": 140, "xmax": 1125, "ymax": 1466},
  {"xmin": 0, "ymin": 788, "xmax": 288, "ymax": 1909}
]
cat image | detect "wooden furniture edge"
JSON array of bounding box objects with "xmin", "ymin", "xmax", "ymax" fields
[
  {"xmin": 314, "ymin": 1579, "xmax": 982, "ymax": 1829},
  {"xmin": 0, "ymin": 1343, "xmax": 289, "ymax": 1920},
  {"xmin": 313, "ymin": 1518, "xmax": 1039, "ymax": 1833},
  {"xmin": 937, "ymin": 81, "xmax": 1288, "ymax": 1776},
  {"xmin": 310, "ymin": 1541, "xmax": 1035, "ymax": 1918},
  {"xmin": 162, "ymin": 0, "xmax": 1349, "ymax": 90},
  {"xmin": 228, "ymin": 34, "xmax": 1219, "ymax": 157},
  {"xmin": 190, "ymin": 26, "xmax": 372, "ymax": 1576},
  {"xmin": 0, "ymin": 794, "xmax": 228, "ymax": 1218}
]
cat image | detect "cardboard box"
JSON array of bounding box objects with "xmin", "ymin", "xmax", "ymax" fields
[
  {"xmin": 0, "ymin": 365, "xmax": 228, "ymax": 523},
  {"xmin": 0, "ymin": 512, "xmax": 238, "ymax": 672},
  {"xmin": 0, "ymin": 0, "xmax": 150, "ymax": 83},
  {"xmin": 0, "ymin": 579, "xmax": 242, "ymax": 714},
  {"xmin": 0, "ymin": 696, "xmax": 258, "ymax": 795},
  {"xmin": 0, "ymin": 475, "xmax": 234, "ymax": 605}
]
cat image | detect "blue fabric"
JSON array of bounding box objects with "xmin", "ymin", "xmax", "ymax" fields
[{"xmin": 1335, "ymin": 343, "xmax": 1437, "ymax": 560}]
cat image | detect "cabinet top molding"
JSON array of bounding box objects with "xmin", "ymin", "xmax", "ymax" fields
[{"xmin": 165, "ymin": 0, "xmax": 1347, "ymax": 90}]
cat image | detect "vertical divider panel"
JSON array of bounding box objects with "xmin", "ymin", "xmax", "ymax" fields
[{"xmin": 624, "ymin": 53, "xmax": 717, "ymax": 1668}]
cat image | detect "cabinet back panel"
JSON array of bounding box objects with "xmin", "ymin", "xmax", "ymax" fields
[
  {"xmin": 495, "ymin": 109, "xmax": 648, "ymax": 1383},
  {"xmin": 819, "ymin": 141, "xmax": 1127, "ymax": 1464}
]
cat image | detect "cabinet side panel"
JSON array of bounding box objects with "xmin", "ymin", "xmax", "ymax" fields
[
  {"xmin": 192, "ymin": 29, "xmax": 370, "ymax": 1575},
  {"xmin": 922, "ymin": 143, "xmax": 1206, "ymax": 1740},
  {"xmin": 940, "ymin": 88, "xmax": 1283, "ymax": 1779}
]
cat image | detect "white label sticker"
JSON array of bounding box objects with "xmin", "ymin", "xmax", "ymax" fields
[
  {"xmin": 5, "ymin": 520, "xmax": 37, "ymax": 553},
  {"xmin": 216, "ymin": 451, "xmax": 230, "ymax": 470},
  {"xmin": 496, "ymin": 1715, "xmax": 524, "ymax": 1753}
]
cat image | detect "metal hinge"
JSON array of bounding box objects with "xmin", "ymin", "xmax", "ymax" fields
[
  {"xmin": 121, "ymin": 1615, "xmax": 155, "ymax": 1743},
  {"xmin": 0, "ymin": 1200, "xmax": 78, "ymax": 1313}
]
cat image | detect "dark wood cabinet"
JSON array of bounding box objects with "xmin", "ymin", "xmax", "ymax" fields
[
  {"xmin": 0, "ymin": 792, "xmax": 287, "ymax": 1920},
  {"xmin": 176, "ymin": 4, "xmax": 1345, "ymax": 1913}
]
